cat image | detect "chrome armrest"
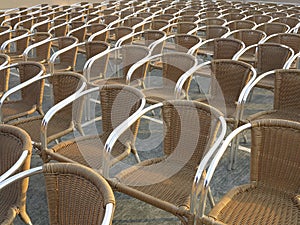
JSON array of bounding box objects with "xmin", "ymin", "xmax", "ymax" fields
[
  {"xmin": 284, "ymin": 51, "xmax": 300, "ymax": 69},
  {"xmin": 103, "ymin": 101, "xmax": 157, "ymax": 177},
  {"xmin": 13, "ymin": 16, "xmax": 34, "ymax": 30},
  {"xmin": 88, "ymin": 26, "xmax": 110, "ymax": 41},
  {"xmin": 48, "ymin": 37, "xmax": 79, "ymax": 73},
  {"xmin": 40, "ymin": 77, "xmax": 86, "ymax": 150},
  {"xmin": 114, "ymin": 30, "xmax": 135, "ymax": 47},
  {"xmin": 22, "ymin": 36, "xmax": 52, "ymax": 61},
  {"xmin": 191, "ymin": 115, "xmax": 226, "ymax": 216},
  {"xmin": 232, "ymin": 43, "xmax": 258, "ymax": 60},
  {"xmin": 30, "ymin": 18, "xmax": 51, "ymax": 32},
  {"xmin": 0, "ymin": 29, "xmax": 30, "ymax": 53},
  {"xmin": 48, "ymin": 21, "xmax": 69, "ymax": 35},
  {"xmin": 0, "ymin": 150, "xmax": 29, "ymax": 182}
]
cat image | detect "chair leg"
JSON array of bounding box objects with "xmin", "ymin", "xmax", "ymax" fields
[
  {"xmin": 19, "ymin": 208, "xmax": 32, "ymax": 225},
  {"xmin": 228, "ymin": 133, "xmax": 240, "ymax": 170},
  {"xmin": 131, "ymin": 147, "xmax": 141, "ymax": 163},
  {"xmin": 207, "ymin": 186, "xmax": 215, "ymax": 207}
]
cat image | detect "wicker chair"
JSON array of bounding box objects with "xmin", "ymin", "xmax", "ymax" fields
[
  {"xmin": 45, "ymin": 84, "xmax": 145, "ymax": 168},
  {"xmin": 22, "ymin": 36, "xmax": 79, "ymax": 73},
  {"xmin": 9, "ymin": 72, "xmax": 86, "ymax": 160},
  {"xmin": 105, "ymin": 100, "xmax": 226, "ymax": 225},
  {"xmin": 0, "ymin": 163, "xmax": 115, "ymax": 225},
  {"xmin": 85, "ymin": 45, "xmax": 150, "ymax": 87},
  {"xmin": 197, "ymin": 119, "xmax": 300, "ymax": 225},
  {"xmin": 0, "ymin": 62, "xmax": 46, "ymax": 123},
  {"xmin": 254, "ymin": 22, "xmax": 290, "ymax": 36},
  {"xmin": 192, "ymin": 59, "xmax": 256, "ymax": 133},
  {"xmin": 0, "ymin": 124, "xmax": 32, "ymax": 225},
  {"xmin": 225, "ymin": 20, "xmax": 257, "ymax": 30},
  {"xmin": 244, "ymin": 14, "xmax": 273, "ymax": 24},
  {"xmin": 233, "ymin": 43, "xmax": 294, "ymax": 91},
  {"xmin": 132, "ymin": 52, "xmax": 198, "ymax": 104}
]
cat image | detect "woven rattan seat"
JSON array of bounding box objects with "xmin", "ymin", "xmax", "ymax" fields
[
  {"xmin": 106, "ymin": 100, "xmax": 226, "ymax": 225},
  {"xmin": 197, "ymin": 119, "xmax": 300, "ymax": 225},
  {"xmin": 45, "ymin": 84, "xmax": 145, "ymax": 168},
  {"xmin": 0, "ymin": 124, "xmax": 32, "ymax": 225},
  {"xmin": 0, "ymin": 163, "xmax": 115, "ymax": 225},
  {"xmin": 0, "ymin": 62, "xmax": 45, "ymax": 123}
]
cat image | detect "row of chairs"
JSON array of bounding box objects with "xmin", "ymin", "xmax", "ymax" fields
[{"xmin": 0, "ymin": 0, "xmax": 299, "ymax": 224}]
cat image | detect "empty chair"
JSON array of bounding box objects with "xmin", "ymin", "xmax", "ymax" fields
[
  {"xmin": 44, "ymin": 84, "xmax": 145, "ymax": 168},
  {"xmin": 0, "ymin": 124, "xmax": 32, "ymax": 225},
  {"xmin": 84, "ymin": 45, "xmax": 150, "ymax": 87},
  {"xmin": 244, "ymin": 14, "xmax": 272, "ymax": 24},
  {"xmin": 233, "ymin": 43, "xmax": 294, "ymax": 91},
  {"xmin": 0, "ymin": 62, "xmax": 45, "ymax": 123},
  {"xmin": 225, "ymin": 20, "xmax": 257, "ymax": 30},
  {"xmin": 163, "ymin": 34, "xmax": 202, "ymax": 54},
  {"xmin": 254, "ymin": 22, "xmax": 290, "ymax": 36},
  {"xmin": 0, "ymin": 163, "xmax": 115, "ymax": 225},
  {"xmin": 188, "ymin": 25, "xmax": 230, "ymax": 42},
  {"xmin": 197, "ymin": 119, "xmax": 300, "ymax": 225},
  {"xmin": 106, "ymin": 100, "xmax": 226, "ymax": 225},
  {"xmin": 10, "ymin": 72, "xmax": 86, "ymax": 160}
]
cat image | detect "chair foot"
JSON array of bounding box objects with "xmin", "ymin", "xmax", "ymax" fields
[{"xmin": 19, "ymin": 211, "xmax": 32, "ymax": 225}]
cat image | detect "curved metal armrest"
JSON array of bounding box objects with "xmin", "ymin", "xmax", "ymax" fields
[
  {"xmin": 69, "ymin": 14, "xmax": 87, "ymax": 23},
  {"xmin": 0, "ymin": 30, "xmax": 30, "ymax": 52},
  {"xmin": 284, "ymin": 51, "xmax": 300, "ymax": 69},
  {"xmin": 103, "ymin": 101, "xmax": 158, "ymax": 177},
  {"xmin": 241, "ymin": 70, "xmax": 276, "ymax": 104},
  {"xmin": 0, "ymin": 166, "xmax": 43, "ymax": 189},
  {"xmin": 174, "ymin": 60, "xmax": 205, "ymax": 99},
  {"xmin": 232, "ymin": 43, "xmax": 258, "ymax": 60},
  {"xmin": 30, "ymin": 18, "xmax": 51, "ymax": 32},
  {"xmin": 67, "ymin": 24, "xmax": 87, "ymax": 37},
  {"xmin": 48, "ymin": 37, "xmax": 79, "ymax": 73},
  {"xmin": 148, "ymin": 33, "xmax": 167, "ymax": 52},
  {"xmin": 22, "ymin": 36, "xmax": 52, "ymax": 61},
  {"xmin": 86, "ymin": 15, "xmax": 102, "ymax": 24},
  {"xmin": 0, "ymin": 150, "xmax": 30, "ymax": 183},
  {"xmin": 48, "ymin": 21, "xmax": 69, "ymax": 35},
  {"xmin": 126, "ymin": 53, "xmax": 162, "ymax": 84},
  {"xmin": 187, "ymin": 25, "xmax": 206, "ymax": 35},
  {"xmin": 87, "ymin": 26, "xmax": 110, "ymax": 41},
  {"xmin": 82, "ymin": 46, "xmax": 113, "ymax": 81},
  {"xmin": 1, "ymin": 14, "xmax": 20, "ymax": 26},
  {"xmin": 204, "ymin": 123, "xmax": 251, "ymax": 188},
  {"xmin": 13, "ymin": 16, "xmax": 34, "ymax": 30},
  {"xmin": 40, "ymin": 78, "xmax": 86, "ymax": 149},
  {"xmin": 191, "ymin": 116, "xmax": 227, "ymax": 216},
  {"xmin": 114, "ymin": 30, "xmax": 135, "ymax": 47}
]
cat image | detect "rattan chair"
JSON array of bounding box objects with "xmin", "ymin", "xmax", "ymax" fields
[
  {"xmin": 254, "ymin": 22, "xmax": 290, "ymax": 36},
  {"xmin": 0, "ymin": 62, "xmax": 46, "ymax": 123},
  {"xmin": 0, "ymin": 124, "xmax": 32, "ymax": 225},
  {"xmin": 225, "ymin": 20, "xmax": 257, "ymax": 30},
  {"xmin": 9, "ymin": 72, "xmax": 86, "ymax": 160},
  {"xmin": 45, "ymin": 84, "xmax": 145, "ymax": 168},
  {"xmin": 233, "ymin": 42, "xmax": 294, "ymax": 91},
  {"xmin": 188, "ymin": 25, "xmax": 230, "ymax": 43},
  {"xmin": 85, "ymin": 44, "xmax": 151, "ymax": 87},
  {"xmin": 0, "ymin": 163, "xmax": 115, "ymax": 225},
  {"xmin": 22, "ymin": 36, "xmax": 78, "ymax": 73},
  {"xmin": 131, "ymin": 52, "xmax": 198, "ymax": 104},
  {"xmin": 197, "ymin": 119, "xmax": 300, "ymax": 225},
  {"xmin": 105, "ymin": 100, "xmax": 226, "ymax": 225}
]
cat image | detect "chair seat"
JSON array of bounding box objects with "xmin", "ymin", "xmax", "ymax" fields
[
  {"xmin": 47, "ymin": 133, "xmax": 131, "ymax": 170},
  {"xmin": 142, "ymin": 87, "xmax": 186, "ymax": 104},
  {"xmin": 204, "ymin": 184, "xmax": 300, "ymax": 225},
  {"xmin": 1, "ymin": 101, "xmax": 37, "ymax": 123}
]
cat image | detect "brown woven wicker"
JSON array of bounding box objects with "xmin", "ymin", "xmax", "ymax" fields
[
  {"xmin": 0, "ymin": 62, "xmax": 46, "ymax": 123},
  {"xmin": 45, "ymin": 84, "xmax": 145, "ymax": 169},
  {"xmin": 226, "ymin": 20, "xmax": 256, "ymax": 31},
  {"xmin": 245, "ymin": 14, "xmax": 272, "ymax": 24},
  {"xmin": 44, "ymin": 163, "xmax": 115, "ymax": 225},
  {"xmin": 0, "ymin": 26, "xmax": 12, "ymax": 47},
  {"xmin": 221, "ymin": 13, "xmax": 246, "ymax": 22},
  {"xmin": 91, "ymin": 45, "xmax": 150, "ymax": 87},
  {"xmin": 0, "ymin": 53, "xmax": 10, "ymax": 98},
  {"xmin": 164, "ymin": 34, "xmax": 201, "ymax": 53},
  {"xmin": 275, "ymin": 17, "xmax": 300, "ymax": 29},
  {"xmin": 10, "ymin": 72, "xmax": 86, "ymax": 158},
  {"xmin": 196, "ymin": 59, "xmax": 254, "ymax": 129},
  {"xmin": 109, "ymin": 100, "xmax": 224, "ymax": 225},
  {"xmin": 143, "ymin": 52, "xmax": 197, "ymax": 104},
  {"xmin": 198, "ymin": 119, "xmax": 300, "ymax": 225},
  {"xmin": 255, "ymin": 22, "xmax": 290, "ymax": 36},
  {"xmin": 0, "ymin": 124, "xmax": 32, "ymax": 225},
  {"xmin": 247, "ymin": 69, "xmax": 300, "ymax": 122}
]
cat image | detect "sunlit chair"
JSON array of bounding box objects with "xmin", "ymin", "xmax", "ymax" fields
[
  {"xmin": 197, "ymin": 119, "xmax": 300, "ymax": 225},
  {"xmin": 0, "ymin": 162, "xmax": 115, "ymax": 225},
  {"xmin": 0, "ymin": 124, "xmax": 32, "ymax": 225}
]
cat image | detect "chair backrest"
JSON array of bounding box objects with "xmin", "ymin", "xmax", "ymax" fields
[
  {"xmin": 56, "ymin": 36, "xmax": 78, "ymax": 69},
  {"xmin": 276, "ymin": 17, "xmax": 300, "ymax": 29},
  {"xmin": 0, "ymin": 26, "xmax": 11, "ymax": 47},
  {"xmin": 209, "ymin": 59, "xmax": 254, "ymax": 117},
  {"xmin": 162, "ymin": 52, "xmax": 197, "ymax": 92},
  {"xmin": 100, "ymin": 84, "xmax": 145, "ymax": 143},
  {"xmin": 0, "ymin": 124, "xmax": 32, "ymax": 225},
  {"xmin": 43, "ymin": 163, "xmax": 115, "ymax": 225},
  {"xmin": 245, "ymin": 14, "xmax": 272, "ymax": 24},
  {"xmin": 230, "ymin": 29, "xmax": 266, "ymax": 47},
  {"xmin": 162, "ymin": 100, "xmax": 223, "ymax": 167},
  {"xmin": 174, "ymin": 34, "xmax": 201, "ymax": 53},
  {"xmin": 273, "ymin": 69, "xmax": 300, "ymax": 114},
  {"xmin": 264, "ymin": 33, "xmax": 300, "ymax": 54},
  {"xmin": 250, "ymin": 119, "xmax": 300, "ymax": 192},
  {"xmin": 257, "ymin": 43, "xmax": 293, "ymax": 74},
  {"xmin": 255, "ymin": 22, "xmax": 290, "ymax": 36},
  {"xmin": 0, "ymin": 53, "xmax": 10, "ymax": 94},
  {"xmin": 203, "ymin": 25, "xmax": 230, "ymax": 40},
  {"xmin": 213, "ymin": 38, "xmax": 244, "ymax": 59},
  {"xmin": 226, "ymin": 20, "xmax": 256, "ymax": 30}
]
